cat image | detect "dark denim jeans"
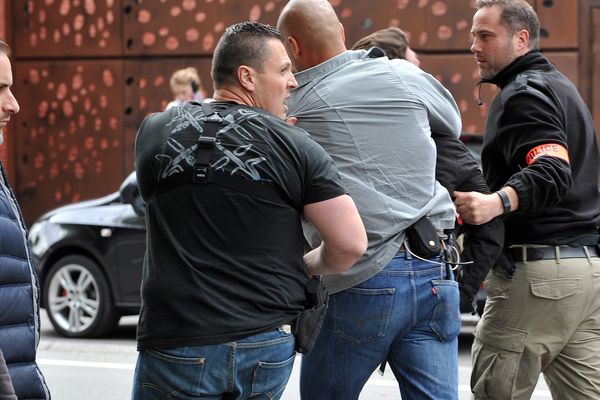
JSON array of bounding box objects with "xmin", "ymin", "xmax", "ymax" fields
[
  {"xmin": 300, "ymin": 252, "xmax": 460, "ymax": 400},
  {"xmin": 132, "ymin": 327, "xmax": 296, "ymax": 400}
]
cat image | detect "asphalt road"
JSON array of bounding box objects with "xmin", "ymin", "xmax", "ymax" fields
[{"xmin": 36, "ymin": 311, "xmax": 551, "ymax": 399}]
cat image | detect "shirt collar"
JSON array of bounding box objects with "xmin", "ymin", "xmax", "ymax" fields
[
  {"xmin": 294, "ymin": 50, "xmax": 369, "ymax": 88},
  {"xmin": 480, "ymin": 50, "xmax": 550, "ymax": 88}
]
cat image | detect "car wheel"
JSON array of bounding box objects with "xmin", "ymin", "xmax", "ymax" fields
[{"xmin": 43, "ymin": 255, "xmax": 120, "ymax": 338}]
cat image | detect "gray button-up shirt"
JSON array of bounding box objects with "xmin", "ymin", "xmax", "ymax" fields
[{"xmin": 289, "ymin": 50, "xmax": 462, "ymax": 293}]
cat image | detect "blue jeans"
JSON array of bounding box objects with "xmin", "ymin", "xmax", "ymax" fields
[
  {"xmin": 132, "ymin": 327, "xmax": 296, "ymax": 400},
  {"xmin": 300, "ymin": 252, "xmax": 460, "ymax": 400}
]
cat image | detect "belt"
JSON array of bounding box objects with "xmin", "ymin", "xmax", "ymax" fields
[{"xmin": 510, "ymin": 245, "xmax": 599, "ymax": 262}]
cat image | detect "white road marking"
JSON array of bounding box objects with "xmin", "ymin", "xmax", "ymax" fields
[
  {"xmin": 37, "ymin": 358, "xmax": 551, "ymax": 398},
  {"xmin": 38, "ymin": 358, "xmax": 135, "ymax": 370}
]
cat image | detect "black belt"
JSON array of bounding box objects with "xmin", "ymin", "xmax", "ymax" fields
[{"xmin": 510, "ymin": 245, "xmax": 599, "ymax": 262}]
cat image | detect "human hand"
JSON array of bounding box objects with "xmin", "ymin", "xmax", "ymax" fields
[
  {"xmin": 286, "ymin": 116, "xmax": 298, "ymax": 126},
  {"xmin": 453, "ymin": 191, "xmax": 502, "ymax": 225}
]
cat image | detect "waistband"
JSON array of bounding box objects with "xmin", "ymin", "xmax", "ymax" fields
[{"xmin": 509, "ymin": 245, "xmax": 599, "ymax": 262}]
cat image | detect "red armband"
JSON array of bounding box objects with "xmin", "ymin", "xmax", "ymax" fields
[{"xmin": 525, "ymin": 143, "xmax": 570, "ymax": 166}]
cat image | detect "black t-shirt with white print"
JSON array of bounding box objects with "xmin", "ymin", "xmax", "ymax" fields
[{"xmin": 135, "ymin": 101, "xmax": 345, "ymax": 350}]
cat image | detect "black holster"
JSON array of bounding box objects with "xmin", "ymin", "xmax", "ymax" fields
[
  {"xmin": 293, "ymin": 276, "xmax": 328, "ymax": 354},
  {"xmin": 406, "ymin": 216, "xmax": 442, "ymax": 259}
]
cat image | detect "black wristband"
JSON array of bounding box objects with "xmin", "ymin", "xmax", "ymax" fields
[{"xmin": 496, "ymin": 190, "xmax": 511, "ymax": 215}]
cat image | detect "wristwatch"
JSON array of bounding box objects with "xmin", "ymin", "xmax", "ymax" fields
[{"xmin": 496, "ymin": 190, "xmax": 512, "ymax": 215}]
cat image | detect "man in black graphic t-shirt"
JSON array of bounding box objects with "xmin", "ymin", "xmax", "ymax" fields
[{"xmin": 131, "ymin": 22, "xmax": 366, "ymax": 400}]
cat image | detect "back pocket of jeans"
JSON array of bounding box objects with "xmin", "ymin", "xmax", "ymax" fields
[
  {"xmin": 332, "ymin": 287, "xmax": 395, "ymax": 344},
  {"xmin": 251, "ymin": 353, "xmax": 296, "ymax": 398},
  {"xmin": 141, "ymin": 349, "xmax": 206, "ymax": 397},
  {"xmin": 429, "ymin": 279, "xmax": 461, "ymax": 342}
]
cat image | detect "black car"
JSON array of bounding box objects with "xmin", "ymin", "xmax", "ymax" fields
[{"xmin": 29, "ymin": 172, "xmax": 146, "ymax": 338}]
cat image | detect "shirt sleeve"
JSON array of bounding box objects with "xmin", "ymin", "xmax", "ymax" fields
[
  {"xmin": 500, "ymin": 90, "xmax": 573, "ymax": 214},
  {"xmin": 134, "ymin": 113, "xmax": 160, "ymax": 202},
  {"xmin": 396, "ymin": 63, "xmax": 463, "ymax": 140}
]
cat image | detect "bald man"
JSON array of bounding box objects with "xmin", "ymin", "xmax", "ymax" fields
[{"xmin": 278, "ymin": 1, "xmax": 462, "ymax": 399}]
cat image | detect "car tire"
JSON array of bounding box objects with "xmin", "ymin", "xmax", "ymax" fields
[{"xmin": 43, "ymin": 255, "xmax": 120, "ymax": 338}]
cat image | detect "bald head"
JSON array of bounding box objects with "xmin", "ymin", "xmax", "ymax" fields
[{"xmin": 277, "ymin": 0, "xmax": 346, "ymax": 71}]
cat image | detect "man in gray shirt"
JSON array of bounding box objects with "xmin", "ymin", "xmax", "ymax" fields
[{"xmin": 278, "ymin": 1, "xmax": 462, "ymax": 398}]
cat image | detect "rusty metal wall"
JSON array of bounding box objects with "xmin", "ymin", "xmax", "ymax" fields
[
  {"xmin": 7, "ymin": 0, "xmax": 581, "ymax": 224},
  {"xmin": 14, "ymin": 0, "xmax": 123, "ymax": 57},
  {"xmin": 14, "ymin": 60, "xmax": 125, "ymax": 221}
]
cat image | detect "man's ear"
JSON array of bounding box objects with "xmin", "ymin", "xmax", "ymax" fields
[
  {"xmin": 287, "ymin": 36, "xmax": 301, "ymax": 61},
  {"xmin": 237, "ymin": 65, "xmax": 254, "ymax": 91},
  {"xmin": 515, "ymin": 28, "xmax": 530, "ymax": 52},
  {"xmin": 339, "ymin": 22, "xmax": 345, "ymax": 44}
]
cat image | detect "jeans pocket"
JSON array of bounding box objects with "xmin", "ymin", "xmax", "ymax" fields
[
  {"xmin": 471, "ymin": 320, "xmax": 528, "ymax": 399},
  {"xmin": 139, "ymin": 348, "xmax": 206, "ymax": 398},
  {"xmin": 429, "ymin": 279, "xmax": 461, "ymax": 342},
  {"xmin": 251, "ymin": 353, "xmax": 296, "ymax": 399},
  {"xmin": 332, "ymin": 287, "xmax": 395, "ymax": 344},
  {"xmin": 530, "ymin": 278, "xmax": 579, "ymax": 300}
]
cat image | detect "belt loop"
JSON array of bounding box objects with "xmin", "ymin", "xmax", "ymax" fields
[
  {"xmin": 554, "ymin": 246, "xmax": 561, "ymax": 264},
  {"xmin": 403, "ymin": 240, "xmax": 412, "ymax": 260},
  {"xmin": 440, "ymin": 240, "xmax": 446, "ymax": 279},
  {"xmin": 439, "ymin": 261, "xmax": 444, "ymax": 280},
  {"xmin": 583, "ymin": 245, "xmax": 592, "ymax": 264},
  {"xmin": 521, "ymin": 245, "xmax": 527, "ymax": 263}
]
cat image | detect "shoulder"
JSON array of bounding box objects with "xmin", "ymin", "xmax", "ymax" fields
[
  {"xmin": 502, "ymin": 69, "xmax": 554, "ymax": 103},
  {"xmin": 140, "ymin": 109, "xmax": 169, "ymax": 128},
  {"xmin": 267, "ymin": 115, "xmax": 318, "ymax": 148}
]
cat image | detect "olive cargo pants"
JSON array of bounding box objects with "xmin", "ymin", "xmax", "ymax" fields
[{"xmin": 471, "ymin": 248, "xmax": 600, "ymax": 400}]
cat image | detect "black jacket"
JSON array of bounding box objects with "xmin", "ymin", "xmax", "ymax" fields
[
  {"xmin": 433, "ymin": 134, "xmax": 504, "ymax": 313},
  {"xmin": 480, "ymin": 51, "xmax": 600, "ymax": 246}
]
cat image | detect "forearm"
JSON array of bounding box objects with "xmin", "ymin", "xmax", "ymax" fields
[
  {"xmin": 304, "ymin": 241, "xmax": 363, "ymax": 276},
  {"xmin": 303, "ymin": 194, "xmax": 367, "ymax": 276}
]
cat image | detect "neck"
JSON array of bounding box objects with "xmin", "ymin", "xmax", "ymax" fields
[
  {"xmin": 298, "ymin": 45, "xmax": 345, "ymax": 71},
  {"xmin": 213, "ymin": 87, "xmax": 255, "ymax": 107}
]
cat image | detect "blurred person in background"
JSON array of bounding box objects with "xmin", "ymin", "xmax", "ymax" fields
[{"xmin": 165, "ymin": 66, "xmax": 206, "ymax": 110}]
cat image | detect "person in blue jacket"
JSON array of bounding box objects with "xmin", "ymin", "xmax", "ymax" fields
[{"xmin": 0, "ymin": 39, "xmax": 50, "ymax": 400}]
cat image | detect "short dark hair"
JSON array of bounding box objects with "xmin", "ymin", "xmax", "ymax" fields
[
  {"xmin": 0, "ymin": 40, "xmax": 11, "ymax": 56},
  {"xmin": 475, "ymin": 0, "xmax": 540, "ymax": 50},
  {"xmin": 211, "ymin": 21, "xmax": 285, "ymax": 88},
  {"xmin": 351, "ymin": 27, "xmax": 410, "ymax": 60}
]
